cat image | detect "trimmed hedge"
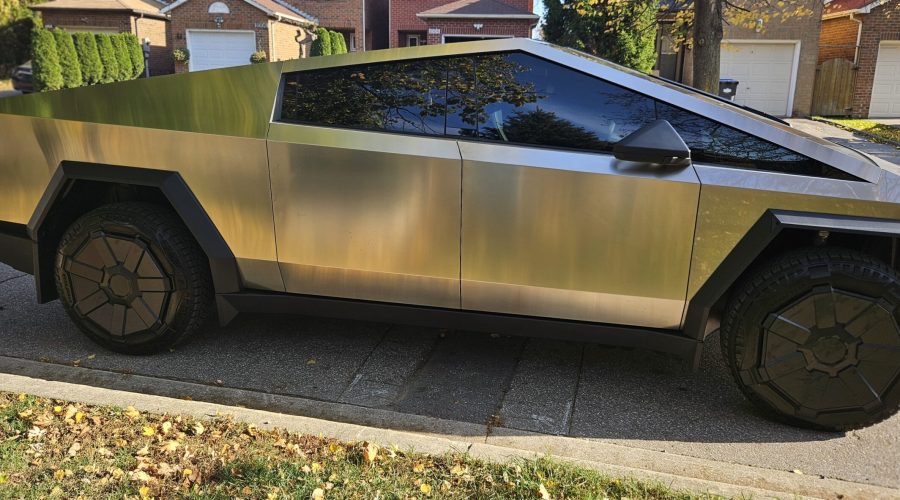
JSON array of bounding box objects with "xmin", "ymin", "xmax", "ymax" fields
[
  {"xmin": 31, "ymin": 27, "xmax": 62, "ymax": 91},
  {"xmin": 95, "ymin": 33, "xmax": 118, "ymax": 83},
  {"xmin": 310, "ymin": 27, "xmax": 332, "ymax": 56},
  {"xmin": 72, "ymin": 31, "xmax": 102, "ymax": 85},
  {"xmin": 123, "ymin": 33, "xmax": 143, "ymax": 78},
  {"xmin": 111, "ymin": 33, "xmax": 132, "ymax": 81},
  {"xmin": 52, "ymin": 29, "xmax": 82, "ymax": 88},
  {"xmin": 329, "ymin": 31, "xmax": 344, "ymax": 55}
]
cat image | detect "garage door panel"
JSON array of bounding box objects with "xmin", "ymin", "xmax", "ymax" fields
[
  {"xmin": 188, "ymin": 31, "xmax": 256, "ymax": 72},
  {"xmin": 869, "ymin": 43, "xmax": 900, "ymax": 118},
  {"xmin": 721, "ymin": 42, "xmax": 797, "ymax": 117}
]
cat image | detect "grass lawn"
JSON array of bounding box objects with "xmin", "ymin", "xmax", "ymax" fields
[
  {"xmin": 820, "ymin": 117, "xmax": 900, "ymax": 145},
  {"xmin": 0, "ymin": 392, "xmax": 715, "ymax": 499}
]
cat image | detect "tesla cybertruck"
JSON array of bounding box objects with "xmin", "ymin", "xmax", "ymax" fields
[{"xmin": 0, "ymin": 39, "xmax": 898, "ymax": 430}]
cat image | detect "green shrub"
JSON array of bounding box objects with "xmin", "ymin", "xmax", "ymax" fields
[
  {"xmin": 249, "ymin": 50, "xmax": 267, "ymax": 64},
  {"xmin": 329, "ymin": 31, "xmax": 345, "ymax": 55},
  {"xmin": 52, "ymin": 29, "xmax": 82, "ymax": 88},
  {"xmin": 123, "ymin": 33, "xmax": 143, "ymax": 78},
  {"xmin": 0, "ymin": 0, "xmax": 42, "ymax": 78},
  {"xmin": 172, "ymin": 47, "xmax": 188, "ymax": 62},
  {"xmin": 111, "ymin": 33, "xmax": 132, "ymax": 81},
  {"xmin": 310, "ymin": 27, "xmax": 332, "ymax": 56},
  {"xmin": 31, "ymin": 27, "xmax": 63, "ymax": 91},
  {"xmin": 95, "ymin": 33, "xmax": 118, "ymax": 83},
  {"xmin": 72, "ymin": 31, "xmax": 102, "ymax": 85}
]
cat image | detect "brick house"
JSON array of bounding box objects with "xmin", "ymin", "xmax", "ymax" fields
[
  {"xmin": 161, "ymin": 0, "xmax": 317, "ymax": 72},
  {"xmin": 818, "ymin": 0, "xmax": 900, "ymax": 117},
  {"xmin": 31, "ymin": 0, "xmax": 172, "ymax": 76},
  {"xmin": 656, "ymin": 0, "xmax": 823, "ymax": 117},
  {"xmin": 389, "ymin": 0, "xmax": 538, "ymax": 49}
]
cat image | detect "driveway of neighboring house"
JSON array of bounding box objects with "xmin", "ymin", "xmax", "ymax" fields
[
  {"xmin": 0, "ymin": 90, "xmax": 20, "ymax": 98},
  {"xmin": 872, "ymin": 118, "xmax": 900, "ymax": 128},
  {"xmin": 787, "ymin": 118, "xmax": 900, "ymax": 166}
]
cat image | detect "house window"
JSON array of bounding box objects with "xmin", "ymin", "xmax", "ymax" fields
[
  {"xmin": 208, "ymin": 2, "xmax": 230, "ymax": 14},
  {"xmin": 407, "ymin": 35, "xmax": 419, "ymax": 47}
]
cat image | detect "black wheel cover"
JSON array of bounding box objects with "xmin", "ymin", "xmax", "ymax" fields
[
  {"xmin": 724, "ymin": 248, "xmax": 900, "ymax": 430},
  {"xmin": 61, "ymin": 228, "xmax": 182, "ymax": 344}
]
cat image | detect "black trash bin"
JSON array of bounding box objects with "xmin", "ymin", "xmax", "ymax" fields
[{"xmin": 718, "ymin": 78, "xmax": 739, "ymax": 101}]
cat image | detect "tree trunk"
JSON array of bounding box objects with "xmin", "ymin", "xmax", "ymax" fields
[{"xmin": 692, "ymin": 0, "xmax": 723, "ymax": 94}]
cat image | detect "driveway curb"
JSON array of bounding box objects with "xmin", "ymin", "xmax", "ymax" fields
[{"xmin": 0, "ymin": 357, "xmax": 897, "ymax": 499}]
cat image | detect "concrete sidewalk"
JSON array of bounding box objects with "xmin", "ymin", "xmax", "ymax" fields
[
  {"xmin": 787, "ymin": 118, "xmax": 900, "ymax": 167},
  {"xmin": 2, "ymin": 367, "xmax": 898, "ymax": 500}
]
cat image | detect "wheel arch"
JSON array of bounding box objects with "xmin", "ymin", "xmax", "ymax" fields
[
  {"xmin": 28, "ymin": 162, "xmax": 241, "ymax": 303},
  {"xmin": 683, "ymin": 209, "xmax": 900, "ymax": 342}
]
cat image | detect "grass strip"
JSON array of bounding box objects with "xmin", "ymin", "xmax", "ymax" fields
[{"xmin": 0, "ymin": 392, "xmax": 718, "ymax": 499}]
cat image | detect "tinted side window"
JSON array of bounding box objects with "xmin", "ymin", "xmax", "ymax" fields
[
  {"xmin": 655, "ymin": 102, "xmax": 858, "ymax": 180},
  {"xmin": 468, "ymin": 52, "xmax": 656, "ymax": 151},
  {"xmin": 280, "ymin": 58, "xmax": 469, "ymax": 136}
]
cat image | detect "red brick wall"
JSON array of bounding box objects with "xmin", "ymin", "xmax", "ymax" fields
[
  {"xmin": 168, "ymin": 0, "xmax": 271, "ymax": 72},
  {"xmin": 289, "ymin": 0, "xmax": 364, "ymax": 50},
  {"xmin": 39, "ymin": 10, "xmax": 133, "ymax": 32},
  {"xmin": 133, "ymin": 16, "xmax": 173, "ymax": 75},
  {"xmin": 818, "ymin": 16, "xmax": 860, "ymax": 63},
  {"xmin": 390, "ymin": 0, "xmax": 532, "ymax": 47},
  {"xmin": 851, "ymin": 1, "xmax": 900, "ymax": 117},
  {"xmin": 424, "ymin": 18, "xmax": 532, "ymax": 45}
]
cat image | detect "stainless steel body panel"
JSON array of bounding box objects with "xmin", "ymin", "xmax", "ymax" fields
[
  {"xmin": 267, "ymin": 123, "xmax": 462, "ymax": 308},
  {"xmin": 0, "ymin": 114, "xmax": 284, "ymax": 291},
  {"xmin": 459, "ymin": 142, "xmax": 701, "ymax": 329},
  {"xmin": 688, "ymin": 165, "xmax": 900, "ymax": 298}
]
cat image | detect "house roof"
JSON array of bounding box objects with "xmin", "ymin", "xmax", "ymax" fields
[
  {"xmin": 160, "ymin": 0, "xmax": 318, "ymax": 25},
  {"xmin": 825, "ymin": 0, "xmax": 894, "ymax": 16},
  {"xmin": 417, "ymin": 0, "xmax": 539, "ymax": 20},
  {"xmin": 31, "ymin": 0, "xmax": 167, "ymax": 17}
]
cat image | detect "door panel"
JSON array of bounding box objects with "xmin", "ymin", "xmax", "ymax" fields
[
  {"xmin": 460, "ymin": 142, "xmax": 700, "ymax": 329},
  {"xmin": 267, "ymin": 123, "xmax": 462, "ymax": 308}
]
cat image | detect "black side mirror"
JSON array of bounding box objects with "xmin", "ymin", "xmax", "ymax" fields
[{"xmin": 612, "ymin": 119, "xmax": 691, "ymax": 166}]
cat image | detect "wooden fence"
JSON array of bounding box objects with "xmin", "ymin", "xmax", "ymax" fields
[{"xmin": 811, "ymin": 58, "xmax": 856, "ymax": 117}]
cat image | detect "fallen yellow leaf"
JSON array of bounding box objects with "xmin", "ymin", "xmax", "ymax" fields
[
  {"xmin": 160, "ymin": 440, "xmax": 180, "ymax": 453},
  {"xmin": 192, "ymin": 422, "xmax": 205, "ymax": 436},
  {"xmin": 53, "ymin": 469, "xmax": 66, "ymax": 481},
  {"xmin": 420, "ymin": 483, "xmax": 433, "ymax": 494},
  {"xmin": 67, "ymin": 442, "xmax": 82, "ymax": 456},
  {"xmin": 74, "ymin": 411, "xmax": 85, "ymax": 424},
  {"xmin": 142, "ymin": 425, "xmax": 156, "ymax": 437},
  {"xmin": 311, "ymin": 488, "xmax": 325, "ymax": 500},
  {"xmin": 539, "ymin": 483, "xmax": 551, "ymax": 499},
  {"xmin": 53, "ymin": 405, "xmax": 63, "ymax": 414},
  {"xmin": 413, "ymin": 463, "xmax": 425, "ymax": 473},
  {"xmin": 17, "ymin": 393, "xmax": 26, "ymax": 401},
  {"xmin": 124, "ymin": 406, "xmax": 140, "ymax": 419},
  {"xmin": 450, "ymin": 464, "xmax": 466, "ymax": 476},
  {"xmin": 182, "ymin": 468, "xmax": 193, "ymax": 477},
  {"xmin": 363, "ymin": 442, "xmax": 379, "ymax": 464},
  {"xmin": 161, "ymin": 421, "xmax": 172, "ymax": 435},
  {"xmin": 139, "ymin": 485, "xmax": 151, "ymax": 498},
  {"xmin": 311, "ymin": 462, "xmax": 323, "ymax": 473}
]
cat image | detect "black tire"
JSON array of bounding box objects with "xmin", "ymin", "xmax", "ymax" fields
[
  {"xmin": 55, "ymin": 202, "xmax": 212, "ymax": 354},
  {"xmin": 721, "ymin": 247, "xmax": 900, "ymax": 431}
]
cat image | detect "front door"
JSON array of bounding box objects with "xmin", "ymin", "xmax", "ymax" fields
[
  {"xmin": 458, "ymin": 53, "xmax": 701, "ymax": 329},
  {"xmin": 267, "ymin": 60, "xmax": 463, "ymax": 308}
]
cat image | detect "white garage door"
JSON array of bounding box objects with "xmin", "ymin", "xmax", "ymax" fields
[
  {"xmin": 720, "ymin": 42, "xmax": 798, "ymax": 117},
  {"xmin": 869, "ymin": 42, "xmax": 900, "ymax": 118},
  {"xmin": 187, "ymin": 30, "xmax": 256, "ymax": 72}
]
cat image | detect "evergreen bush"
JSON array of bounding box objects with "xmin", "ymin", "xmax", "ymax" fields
[
  {"xmin": 95, "ymin": 33, "xmax": 118, "ymax": 83},
  {"xmin": 310, "ymin": 27, "xmax": 332, "ymax": 56},
  {"xmin": 123, "ymin": 33, "xmax": 144, "ymax": 78},
  {"xmin": 111, "ymin": 33, "xmax": 133, "ymax": 81},
  {"xmin": 72, "ymin": 32, "xmax": 102, "ymax": 84},
  {"xmin": 52, "ymin": 29, "xmax": 82, "ymax": 88},
  {"xmin": 31, "ymin": 27, "xmax": 63, "ymax": 91}
]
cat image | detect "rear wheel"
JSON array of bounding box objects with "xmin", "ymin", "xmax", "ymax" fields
[
  {"xmin": 55, "ymin": 202, "xmax": 212, "ymax": 354},
  {"xmin": 721, "ymin": 247, "xmax": 900, "ymax": 431}
]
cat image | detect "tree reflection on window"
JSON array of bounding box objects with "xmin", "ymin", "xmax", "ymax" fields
[{"xmin": 279, "ymin": 51, "xmax": 857, "ymax": 181}]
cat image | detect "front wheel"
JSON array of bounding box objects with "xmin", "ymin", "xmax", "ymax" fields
[
  {"xmin": 721, "ymin": 247, "xmax": 900, "ymax": 431},
  {"xmin": 55, "ymin": 202, "xmax": 212, "ymax": 354}
]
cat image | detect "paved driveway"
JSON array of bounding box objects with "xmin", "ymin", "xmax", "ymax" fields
[{"xmin": 1, "ymin": 263, "xmax": 898, "ymax": 490}]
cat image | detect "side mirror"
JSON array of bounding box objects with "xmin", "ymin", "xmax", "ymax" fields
[{"xmin": 612, "ymin": 119, "xmax": 691, "ymax": 166}]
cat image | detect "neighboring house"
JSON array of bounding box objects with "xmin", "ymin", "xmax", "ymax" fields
[
  {"xmin": 656, "ymin": 0, "xmax": 824, "ymax": 117},
  {"xmin": 389, "ymin": 0, "xmax": 538, "ymax": 48},
  {"xmin": 30, "ymin": 0, "xmax": 172, "ymax": 76},
  {"xmin": 818, "ymin": 0, "xmax": 900, "ymax": 117},
  {"xmin": 287, "ymin": 0, "xmax": 382, "ymax": 52},
  {"xmin": 161, "ymin": 0, "xmax": 317, "ymax": 72}
]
